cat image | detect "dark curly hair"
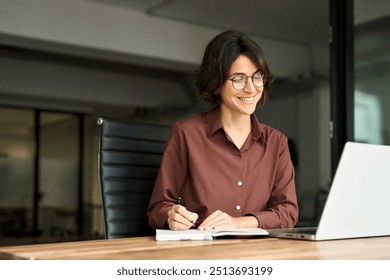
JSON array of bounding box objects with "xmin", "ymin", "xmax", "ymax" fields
[{"xmin": 196, "ymin": 30, "xmax": 273, "ymax": 105}]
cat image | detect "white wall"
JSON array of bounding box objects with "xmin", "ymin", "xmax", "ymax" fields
[{"xmin": 0, "ymin": 56, "xmax": 194, "ymax": 109}]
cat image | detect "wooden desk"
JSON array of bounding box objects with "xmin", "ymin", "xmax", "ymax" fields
[{"xmin": 1, "ymin": 236, "xmax": 390, "ymax": 260}]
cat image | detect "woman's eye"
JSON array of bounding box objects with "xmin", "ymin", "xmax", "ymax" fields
[{"xmin": 233, "ymin": 75, "xmax": 245, "ymax": 82}]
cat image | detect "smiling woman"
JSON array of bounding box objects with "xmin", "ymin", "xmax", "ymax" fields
[{"xmin": 147, "ymin": 30, "xmax": 299, "ymax": 232}]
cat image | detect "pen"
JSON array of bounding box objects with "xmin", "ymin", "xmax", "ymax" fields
[
  {"xmin": 177, "ymin": 197, "xmax": 195, "ymax": 226},
  {"xmin": 177, "ymin": 197, "xmax": 186, "ymax": 208}
]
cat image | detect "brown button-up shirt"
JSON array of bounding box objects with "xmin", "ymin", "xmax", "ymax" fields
[{"xmin": 147, "ymin": 106, "xmax": 298, "ymax": 229}]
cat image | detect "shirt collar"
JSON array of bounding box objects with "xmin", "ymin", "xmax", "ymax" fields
[{"xmin": 205, "ymin": 105, "xmax": 266, "ymax": 144}]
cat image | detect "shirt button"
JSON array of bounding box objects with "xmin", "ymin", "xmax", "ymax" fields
[
  {"xmin": 236, "ymin": 205, "xmax": 241, "ymax": 210},
  {"xmin": 237, "ymin": 181, "xmax": 243, "ymax": 187}
]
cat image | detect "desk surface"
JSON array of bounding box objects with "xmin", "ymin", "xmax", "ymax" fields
[{"xmin": 1, "ymin": 236, "xmax": 390, "ymax": 260}]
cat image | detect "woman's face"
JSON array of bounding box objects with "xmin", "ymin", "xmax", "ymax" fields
[{"xmin": 219, "ymin": 55, "xmax": 263, "ymax": 117}]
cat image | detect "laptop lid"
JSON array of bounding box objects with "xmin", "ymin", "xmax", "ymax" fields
[
  {"xmin": 315, "ymin": 141, "xmax": 390, "ymax": 240},
  {"xmin": 271, "ymin": 142, "xmax": 390, "ymax": 241}
]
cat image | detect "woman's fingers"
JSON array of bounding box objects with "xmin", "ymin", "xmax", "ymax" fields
[
  {"xmin": 167, "ymin": 205, "xmax": 198, "ymax": 230},
  {"xmin": 176, "ymin": 205, "xmax": 198, "ymax": 224},
  {"xmin": 198, "ymin": 210, "xmax": 234, "ymax": 230}
]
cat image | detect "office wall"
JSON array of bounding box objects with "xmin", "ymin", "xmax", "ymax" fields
[{"xmin": 0, "ymin": 55, "xmax": 194, "ymax": 110}]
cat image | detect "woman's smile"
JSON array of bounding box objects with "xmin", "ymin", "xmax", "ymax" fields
[{"xmin": 238, "ymin": 96, "xmax": 255, "ymax": 103}]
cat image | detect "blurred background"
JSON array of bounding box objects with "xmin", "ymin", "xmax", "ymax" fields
[{"xmin": 0, "ymin": 0, "xmax": 389, "ymax": 245}]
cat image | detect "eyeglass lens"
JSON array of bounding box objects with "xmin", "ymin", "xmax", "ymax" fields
[{"xmin": 231, "ymin": 71, "xmax": 265, "ymax": 90}]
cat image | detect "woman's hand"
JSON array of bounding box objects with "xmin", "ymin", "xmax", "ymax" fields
[
  {"xmin": 198, "ymin": 210, "xmax": 259, "ymax": 230},
  {"xmin": 167, "ymin": 205, "xmax": 198, "ymax": 230},
  {"xmin": 198, "ymin": 210, "xmax": 237, "ymax": 230}
]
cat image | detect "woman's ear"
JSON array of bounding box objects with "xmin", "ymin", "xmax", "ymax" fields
[{"xmin": 215, "ymin": 86, "xmax": 222, "ymax": 95}]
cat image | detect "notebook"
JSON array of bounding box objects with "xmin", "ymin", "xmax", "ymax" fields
[
  {"xmin": 155, "ymin": 228, "xmax": 268, "ymax": 241},
  {"xmin": 269, "ymin": 142, "xmax": 390, "ymax": 241}
]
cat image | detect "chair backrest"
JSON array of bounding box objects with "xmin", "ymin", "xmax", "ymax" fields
[{"xmin": 97, "ymin": 117, "xmax": 170, "ymax": 239}]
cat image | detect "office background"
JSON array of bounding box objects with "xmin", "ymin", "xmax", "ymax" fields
[{"xmin": 0, "ymin": 0, "xmax": 389, "ymax": 245}]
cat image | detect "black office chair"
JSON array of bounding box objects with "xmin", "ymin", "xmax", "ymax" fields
[{"xmin": 97, "ymin": 117, "xmax": 170, "ymax": 239}]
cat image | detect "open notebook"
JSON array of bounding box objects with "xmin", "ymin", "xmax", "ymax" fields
[
  {"xmin": 155, "ymin": 228, "xmax": 268, "ymax": 241},
  {"xmin": 269, "ymin": 142, "xmax": 390, "ymax": 241}
]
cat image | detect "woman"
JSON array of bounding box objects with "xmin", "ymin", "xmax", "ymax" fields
[{"xmin": 147, "ymin": 30, "xmax": 298, "ymax": 231}]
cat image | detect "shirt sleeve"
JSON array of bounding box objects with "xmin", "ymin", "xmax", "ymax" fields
[
  {"xmin": 147, "ymin": 122, "xmax": 188, "ymax": 229},
  {"xmin": 247, "ymin": 135, "xmax": 299, "ymax": 228}
]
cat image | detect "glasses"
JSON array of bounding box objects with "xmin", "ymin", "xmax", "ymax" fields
[{"xmin": 227, "ymin": 70, "xmax": 266, "ymax": 90}]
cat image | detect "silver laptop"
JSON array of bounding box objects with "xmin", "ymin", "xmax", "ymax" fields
[{"xmin": 269, "ymin": 141, "xmax": 390, "ymax": 241}]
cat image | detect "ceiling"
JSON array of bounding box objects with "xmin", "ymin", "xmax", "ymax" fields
[
  {"xmin": 85, "ymin": 0, "xmax": 329, "ymax": 47},
  {"xmin": 82, "ymin": 0, "xmax": 389, "ymax": 94}
]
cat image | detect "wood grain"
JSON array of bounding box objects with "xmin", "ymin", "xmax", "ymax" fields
[{"xmin": 1, "ymin": 236, "xmax": 390, "ymax": 260}]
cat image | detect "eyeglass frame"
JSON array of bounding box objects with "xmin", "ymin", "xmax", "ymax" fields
[{"xmin": 226, "ymin": 70, "xmax": 266, "ymax": 90}]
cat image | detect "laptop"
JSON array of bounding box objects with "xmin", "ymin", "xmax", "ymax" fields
[{"xmin": 269, "ymin": 141, "xmax": 390, "ymax": 241}]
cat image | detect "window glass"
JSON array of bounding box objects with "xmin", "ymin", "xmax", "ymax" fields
[
  {"xmin": 0, "ymin": 107, "xmax": 35, "ymax": 238},
  {"xmin": 354, "ymin": 2, "xmax": 390, "ymax": 144}
]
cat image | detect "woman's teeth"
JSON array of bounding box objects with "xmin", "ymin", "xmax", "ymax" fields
[{"xmin": 239, "ymin": 97, "xmax": 254, "ymax": 102}]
